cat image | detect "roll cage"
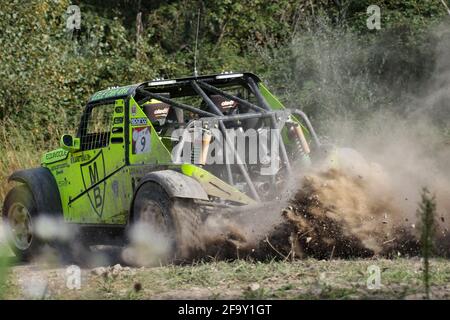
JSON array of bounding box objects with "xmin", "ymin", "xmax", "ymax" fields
[{"xmin": 79, "ymin": 72, "xmax": 321, "ymax": 201}]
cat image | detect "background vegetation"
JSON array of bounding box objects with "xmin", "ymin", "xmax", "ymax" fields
[{"xmin": 1, "ymin": 0, "xmax": 450, "ymax": 199}]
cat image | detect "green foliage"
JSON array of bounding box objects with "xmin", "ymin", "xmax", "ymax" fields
[
  {"xmin": 0, "ymin": 244, "xmax": 12, "ymax": 299},
  {"xmin": 0, "ymin": 0, "xmax": 448, "ymax": 181},
  {"xmin": 258, "ymin": 15, "xmax": 450, "ymax": 134},
  {"xmin": 340, "ymin": 0, "xmax": 445, "ymax": 33},
  {"xmin": 0, "ymin": 0, "xmax": 158, "ymax": 138},
  {"xmin": 417, "ymin": 187, "xmax": 437, "ymax": 299}
]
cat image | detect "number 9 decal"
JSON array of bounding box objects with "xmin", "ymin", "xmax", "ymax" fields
[{"xmin": 132, "ymin": 127, "xmax": 151, "ymax": 155}]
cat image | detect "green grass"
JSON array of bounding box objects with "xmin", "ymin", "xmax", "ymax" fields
[
  {"xmin": 3, "ymin": 258, "xmax": 450, "ymax": 300},
  {"xmin": 0, "ymin": 125, "xmax": 48, "ymax": 201},
  {"xmin": 0, "ymin": 244, "xmax": 14, "ymax": 299}
]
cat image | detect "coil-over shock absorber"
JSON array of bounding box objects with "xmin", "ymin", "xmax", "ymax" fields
[
  {"xmin": 200, "ymin": 127, "xmax": 212, "ymax": 166},
  {"xmin": 191, "ymin": 121, "xmax": 213, "ymax": 166},
  {"xmin": 287, "ymin": 121, "xmax": 311, "ymax": 162}
]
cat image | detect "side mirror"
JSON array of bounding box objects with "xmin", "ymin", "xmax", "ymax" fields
[{"xmin": 60, "ymin": 134, "xmax": 80, "ymax": 152}]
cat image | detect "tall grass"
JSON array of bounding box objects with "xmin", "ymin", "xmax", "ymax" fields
[
  {"xmin": 0, "ymin": 120, "xmax": 62, "ymax": 201},
  {"xmin": 0, "ymin": 244, "xmax": 11, "ymax": 299},
  {"xmin": 417, "ymin": 187, "xmax": 436, "ymax": 299}
]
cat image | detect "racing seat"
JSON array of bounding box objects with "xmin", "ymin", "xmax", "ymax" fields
[
  {"xmin": 207, "ymin": 94, "xmax": 261, "ymax": 130},
  {"xmin": 209, "ymin": 95, "xmax": 239, "ymax": 115},
  {"xmin": 142, "ymin": 99, "xmax": 171, "ymax": 130},
  {"xmin": 142, "ymin": 99, "xmax": 185, "ymax": 147}
]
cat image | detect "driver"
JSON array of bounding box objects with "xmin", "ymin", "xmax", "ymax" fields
[{"xmin": 142, "ymin": 99, "xmax": 171, "ymax": 131}]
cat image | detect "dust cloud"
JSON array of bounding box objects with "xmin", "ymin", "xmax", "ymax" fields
[
  {"xmin": 179, "ymin": 24, "xmax": 450, "ymax": 262},
  {"xmin": 187, "ymin": 117, "xmax": 450, "ymax": 261}
]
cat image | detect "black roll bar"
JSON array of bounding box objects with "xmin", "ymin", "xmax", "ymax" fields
[
  {"xmin": 196, "ymin": 81, "xmax": 267, "ymax": 113},
  {"xmin": 191, "ymin": 80, "xmax": 260, "ymax": 201},
  {"xmin": 136, "ymin": 89, "xmax": 216, "ymax": 117},
  {"xmin": 247, "ymin": 77, "xmax": 292, "ymax": 173},
  {"xmin": 134, "ymin": 84, "xmax": 321, "ymax": 203}
]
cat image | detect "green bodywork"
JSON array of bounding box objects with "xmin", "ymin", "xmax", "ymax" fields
[{"xmin": 40, "ymin": 77, "xmax": 310, "ymax": 225}]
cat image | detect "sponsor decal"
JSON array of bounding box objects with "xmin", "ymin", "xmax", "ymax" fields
[
  {"xmin": 131, "ymin": 117, "xmax": 148, "ymax": 126},
  {"xmin": 45, "ymin": 149, "xmax": 69, "ymax": 162},
  {"xmin": 58, "ymin": 179, "xmax": 69, "ymax": 187},
  {"xmin": 220, "ymin": 100, "xmax": 236, "ymax": 109},
  {"xmin": 80, "ymin": 151, "xmax": 106, "ymax": 217},
  {"xmin": 210, "ymin": 95, "xmax": 237, "ymax": 111},
  {"xmin": 51, "ymin": 163, "xmax": 70, "ymax": 171},
  {"xmin": 89, "ymin": 86, "xmax": 132, "ymax": 102},
  {"xmin": 132, "ymin": 127, "xmax": 151, "ymax": 154},
  {"xmin": 70, "ymin": 153, "xmax": 91, "ymax": 164},
  {"xmin": 51, "ymin": 163, "xmax": 70, "ymax": 175},
  {"xmin": 154, "ymin": 106, "xmax": 169, "ymax": 117},
  {"xmin": 147, "ymin": 106, "xmax": 170, "ymax": 120}
]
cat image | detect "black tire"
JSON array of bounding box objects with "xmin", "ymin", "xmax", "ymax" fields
[
  {"xmin": 131, "ymin": 182, "xmax": 203, "ymax": 264},
  {"xmin": 2, "ymin": 185, "xmax": 43, "ymax": 261}
]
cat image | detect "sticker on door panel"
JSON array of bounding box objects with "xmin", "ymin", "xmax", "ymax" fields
[{"xmin": 132, "ymin": 126, "xmax": 151, "ymax": 154}]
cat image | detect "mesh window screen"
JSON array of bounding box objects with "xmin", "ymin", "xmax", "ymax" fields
[{"xmin": 80, "ymin": 103, "xmax": 115, "ymax": 151}]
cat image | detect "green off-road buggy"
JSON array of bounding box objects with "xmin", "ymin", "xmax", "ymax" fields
[{"xmin": 2, "ymin": 72, "xmax": 322, "ymax": 262}]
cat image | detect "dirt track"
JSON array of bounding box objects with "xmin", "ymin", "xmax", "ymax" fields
[
  {"xmin": 3, "ymin": 258, "xmax": 450, "ymax": 299},
  {"xmin": 2, "ymin": 151, "xmax": 450, "ymax": 299}
]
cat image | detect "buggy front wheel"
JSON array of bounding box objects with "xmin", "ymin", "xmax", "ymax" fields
[
  {"xmin": 2, "ymin": 185, "xmax": 43, "ymax": 261},
  {"xmin": 130, "ymin": 182, "xmax": 203, "ymax": 265}
]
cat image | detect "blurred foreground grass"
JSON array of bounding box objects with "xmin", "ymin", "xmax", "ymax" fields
[{"xmin": 2, "ymin": 258, "xmax": 450, "ymax": 300}]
